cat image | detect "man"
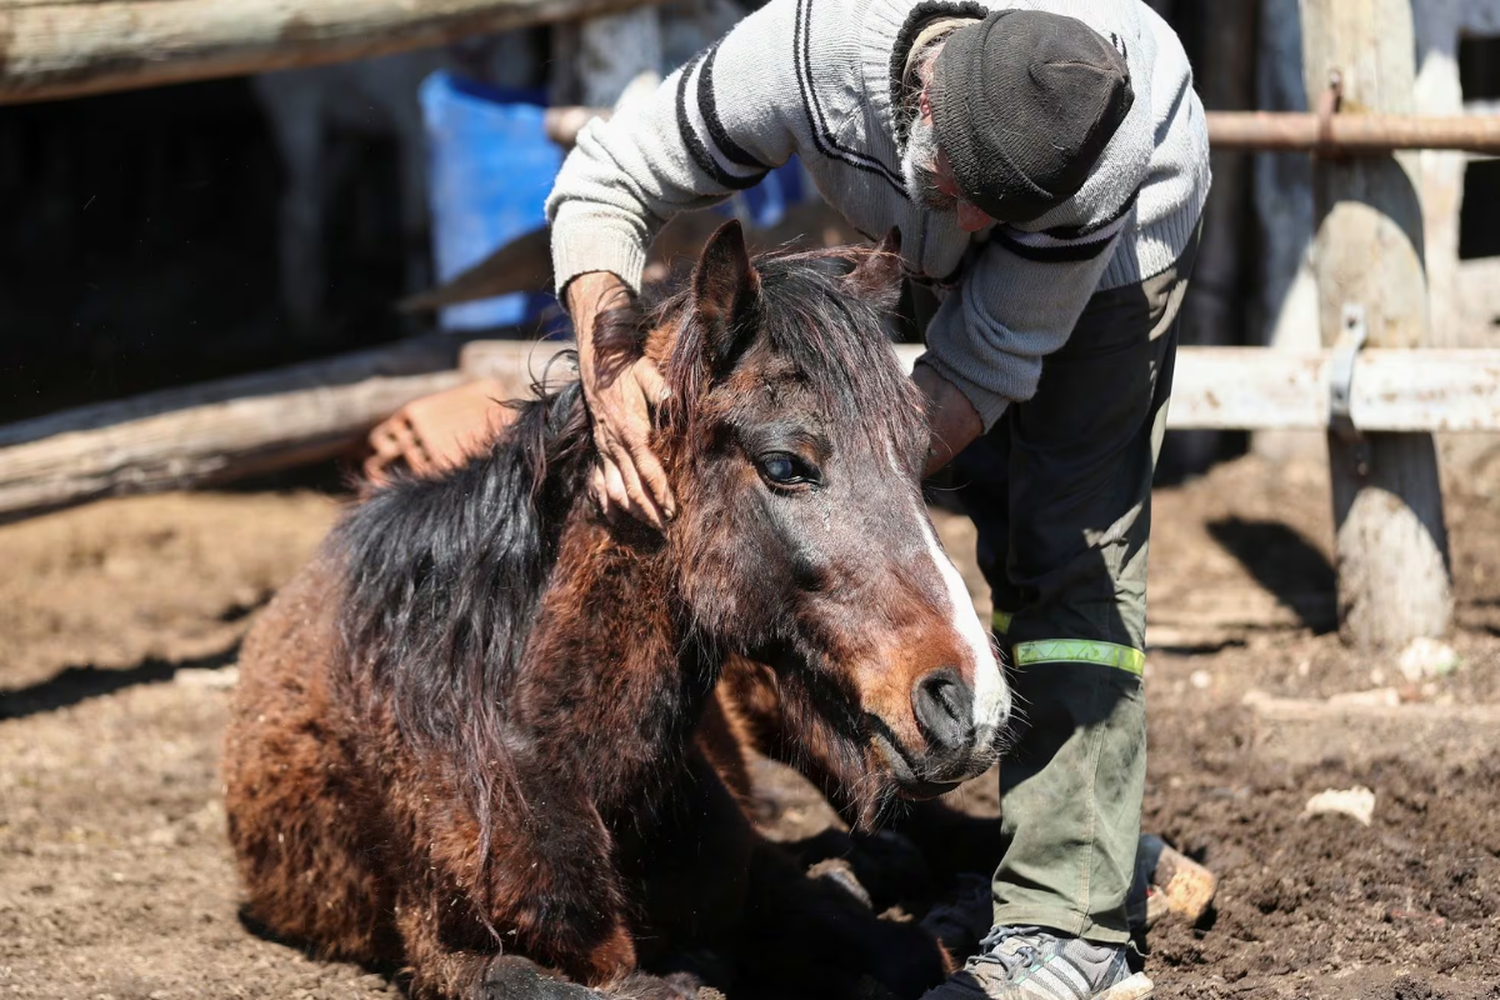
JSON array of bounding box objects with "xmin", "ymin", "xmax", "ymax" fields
[{"xmin": 379, "ymin": 2, "xmax": 1209, "ymax": 997}]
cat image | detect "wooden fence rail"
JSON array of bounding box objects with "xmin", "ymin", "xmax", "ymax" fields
[
  {"xmin": 463, "ymin": 341, "xmax": 1500, "ymax": 434},
  {"xmin": 0, "ymin": 0, "xmax": 660, "ymax": 105},
  {"xmin": 4, "ymin": 338, "xmax": 1496, "ymax": 524}
]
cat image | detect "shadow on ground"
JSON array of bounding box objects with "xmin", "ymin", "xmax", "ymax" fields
[
  {"xmin": 1206, "ymin": 517, "xmax": 1337, "ymax": 632},
  {"xmin": 0, "ymin": 644, "xmax": 240, "ymax": 721}
]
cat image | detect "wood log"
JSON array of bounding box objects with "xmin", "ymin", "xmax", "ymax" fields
[
  {"xmin": 0, "ymin": 0, "xmax": 662, "ymax": 106},
  {"xmin": 1302, "ymin": 0, "xmax": 1453, "ymax": 648},
  {"xmin": 0, "ymin": 339, "xmax": 466, "ymax": 522},
  {"xmin": 1206, "ymin": 111, "xmax": 1500, "ymax": 153},
  {"xmin": 460, "ymin": 339, "xmax": 573, "ymax": 392},
  {"xmin": 1245, "ymin": 691, "xmax": 1500, "ymax": 771},
  {"xmin": 1166, "ymin": 347, "xmax": 1500, "ymax": 432}
]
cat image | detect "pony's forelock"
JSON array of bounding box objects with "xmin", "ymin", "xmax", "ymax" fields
[{"xmin": 659, "ymin": 245, "xmax": 922, "ymax": 464}]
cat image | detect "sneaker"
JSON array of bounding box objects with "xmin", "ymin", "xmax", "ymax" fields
[{"xmin": 920, "ymin": 927, "xmax": 1154, "ymax": 1000}]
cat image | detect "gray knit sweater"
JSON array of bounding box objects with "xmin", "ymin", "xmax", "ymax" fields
[{"xmin": 545, "ymin": 0, "xmax": 1210, "ymax": 429}]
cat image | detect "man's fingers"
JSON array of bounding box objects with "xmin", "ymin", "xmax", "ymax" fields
[
  {"xmin": 370, "ymin": 424, "xmax": 404, "ymax": 461},
  {"xmin": 590, "ymin": 466, "xmax": 615, "ymax": 519},
  {"xmin": 581, "ymin": 352, "xmax": 674, "ymax": 530},
  {"xmin": 385, "ymin": 416, "xmax": 434, "ymax": 478},
  {"xmin": 612, "ymin": 452, "xmax": 665, "ymax": 531},
  {"xmin": 635, "ymin": 360, "xmax": 671, "ymax": 406},
  {"xmin": 626, "ymin": 442, "xmax": 676, "ymax": 521},
  {"xmin": 602, "ymin": 460, "xmax": 643, "ymax": 525}
]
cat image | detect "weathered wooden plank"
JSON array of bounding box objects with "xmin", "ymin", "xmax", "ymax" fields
[
  {"xmin": 1168, "ymin": 349, "xmax": 1328, "ymax": 430},
  {"xmin": 459, "ymin": 338, "xmax": 573, "ymax": 393},
  {"xmin": 1166, "ymin": 348, "xmax": 1500, "ymax": 432},
  {"xmin": 1206, "ymin": 110, "xmax": 1500, "ymax": 153},
  {"xmin": 0, "ymin": 339, "xmax": 466, "ymax": 522},
  {"xmin": 0, "ymin": 0, "xmax": 661, "ymax": 105},
  {"xmin": 1353, "ymin": 351, "xmax": 1500, "ymax": 433},
  {"xmin": 1245, "ymin": 691, "xmax": 1500, "ymax": 771}
]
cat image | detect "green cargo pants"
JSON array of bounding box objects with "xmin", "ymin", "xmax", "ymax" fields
[{"xmin": 946, "ymin": 232, "xmax": 1199, "ymax": 945}]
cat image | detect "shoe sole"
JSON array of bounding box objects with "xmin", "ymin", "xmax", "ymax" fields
[{"xmin": 1099, "ymin": 972, "xmax": 1154, "ymax": 999}]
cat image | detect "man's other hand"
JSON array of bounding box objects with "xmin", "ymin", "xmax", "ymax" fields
[{"xmin": 913, "ymin": 362, "xmax": 984, "ymax": 478}]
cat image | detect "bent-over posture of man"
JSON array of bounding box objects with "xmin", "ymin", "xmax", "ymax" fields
[{"xmin": 387, "ymin": 2, "xmax": 1209, "ymax": 997}]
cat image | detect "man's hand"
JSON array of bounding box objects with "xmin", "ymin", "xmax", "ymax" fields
[
  {"xmin": 567, "ymin": 271, "xmax": 676, "ymax": 530},
  {"xmin": 913, "ymin": 363, "xmax": 984, "ymax": 478}
]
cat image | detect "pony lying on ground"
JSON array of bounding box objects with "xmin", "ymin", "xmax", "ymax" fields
[{"xmin": 222, "ymin": 221, "xmax": 1011, "ymax": 1000}]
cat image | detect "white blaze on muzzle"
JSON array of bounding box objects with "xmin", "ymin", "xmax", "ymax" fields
[
  {"xmin": 920, "ymin": 518, "xmax": 1011, "ymax": 743},
  {"xmin": 885, "ymin": 440, "xmax": 1011, "ymax": 749}
]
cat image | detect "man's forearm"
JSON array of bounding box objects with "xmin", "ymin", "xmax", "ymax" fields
[
  {"xmin": 565, "ymin": 271, "xmax": 632, "ymax": 383},
  {"xmin": 913, "ymin": 362, "xmax": 985, "ymax": 478}
]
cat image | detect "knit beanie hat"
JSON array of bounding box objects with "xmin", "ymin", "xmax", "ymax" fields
[{"xmin": 930, "ymin": 9, "xmax": 1134, "ymax": 223}]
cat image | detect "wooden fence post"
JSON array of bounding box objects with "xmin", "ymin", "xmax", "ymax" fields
[{"xmin": 1301, "ymin": 0, "xmax": 1453, "ymax": 648}]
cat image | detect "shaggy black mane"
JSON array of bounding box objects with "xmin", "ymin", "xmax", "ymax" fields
[{"xmin": 333, "ymin": 373, "xmax": 591, "ymax": 846}]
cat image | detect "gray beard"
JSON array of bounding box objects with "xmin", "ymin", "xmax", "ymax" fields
[{"xmin": 901, "ymin": 116, "xmax": 957, "ymax": 212}]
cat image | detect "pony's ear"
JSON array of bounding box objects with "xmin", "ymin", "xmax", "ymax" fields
[
  {"xmin": 843, "ymin": 228, "xmax": 904, "ymax": 313},
  {"xmin": 692, "ymin": 219, "xmax": 762, "ymax": 373}
]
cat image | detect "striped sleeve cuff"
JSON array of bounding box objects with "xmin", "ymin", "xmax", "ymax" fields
[
  {"xmin": 992, "ymin": 193, "xmax": 1137, "ymax": 264},
  {"xmin": 550, "ymin": 213, "xmax": 649, "ymax": 299}
]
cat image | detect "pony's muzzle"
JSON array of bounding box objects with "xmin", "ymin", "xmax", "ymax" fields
[
  {"xmin": 912, "ymin": 666, "xmax": 974, "ymax": 755},
  {"xmin": 902, "ymin": 664, "xmax": 1004, "ymax": 793}
]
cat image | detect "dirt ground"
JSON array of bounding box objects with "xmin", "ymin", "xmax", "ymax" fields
[{"xmin": 3, "ymin": 442, "xmax": 1500, "ymax": 1000}]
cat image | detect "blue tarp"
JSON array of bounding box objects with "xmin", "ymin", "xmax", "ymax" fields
[{"xmin": 421, "ymin": 70, "xmax": 816, "ymax": 332}]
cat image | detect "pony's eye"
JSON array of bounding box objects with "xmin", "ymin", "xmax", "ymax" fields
[{"xmin": 759, "ymin": 452, "xmax": 817, "ymax": 488}]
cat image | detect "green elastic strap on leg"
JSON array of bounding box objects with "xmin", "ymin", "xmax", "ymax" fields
[
  {"xmin": 1013, "ymin": 638, "xmax": 1146, "ymax": 677},
  {"xmin": 992, "ymin": 609, "xmax": 1014, "ymax": 635}
]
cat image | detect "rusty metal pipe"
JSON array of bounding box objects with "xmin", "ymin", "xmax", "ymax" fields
[
  {"xmin": 541, "ymin": 106, "xmax": 1500, "ymax": 156},
  {"xmin": 1206, "ymin": 111, "xmax": 1500, "ymax": 153}
]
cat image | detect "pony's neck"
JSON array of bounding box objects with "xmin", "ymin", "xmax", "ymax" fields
[{"xmin": 517, "ymin": 507, "xmax": 715, "ymax": 819}]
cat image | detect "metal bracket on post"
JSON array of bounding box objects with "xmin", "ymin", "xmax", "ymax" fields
[
  {"xmin": 1330, "ymin": 301, "xmax": 1371, "ymax": 474},
  {"xmin": 1330, "ymin": 302, "xmax": 1365, "ymax": 441},
  {"xmin": 1314, "ymin": 70, "xmax": 1344, "ymax": 161}
]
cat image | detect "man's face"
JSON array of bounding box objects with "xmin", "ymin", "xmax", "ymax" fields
[{"xmin": 915, "ymin": 88, "xmax": 997, "ymax": 233}]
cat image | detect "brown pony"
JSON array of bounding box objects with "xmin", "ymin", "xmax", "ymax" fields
[{"xmin": 222, "ymin": 221, "xmax": 1011, "ymax": 1000}]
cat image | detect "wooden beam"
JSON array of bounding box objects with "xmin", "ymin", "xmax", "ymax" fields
[
  {"xmin": 1165, "ymin": 347, "xmax": 1500, "ymax": 432},
  {"xmin": 460, "ymin": 339, "xmax": 571, "ymax": 385},
  {"xmin": 0, "ymin": 0, "xmax": 661, "ymax": 106},
  {"xmin": 461, "ymin": 341, "xmax": 1500, "ymax": 433},
  {"xmin": 3, "ymin": 338, "xmax": 1497, "ymax": 526},
  {"xmin": 1302, "ymin": 0, "xmax": 1453, "ymax": 648},
  {"xmin": 0, "ymin": 339, "xmax": 466, "ymax": 522}
]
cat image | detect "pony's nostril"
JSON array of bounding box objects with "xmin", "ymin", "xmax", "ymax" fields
[{"xmin": 912, "ymin": 666, "xmax": 974, "ymax": 752}]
